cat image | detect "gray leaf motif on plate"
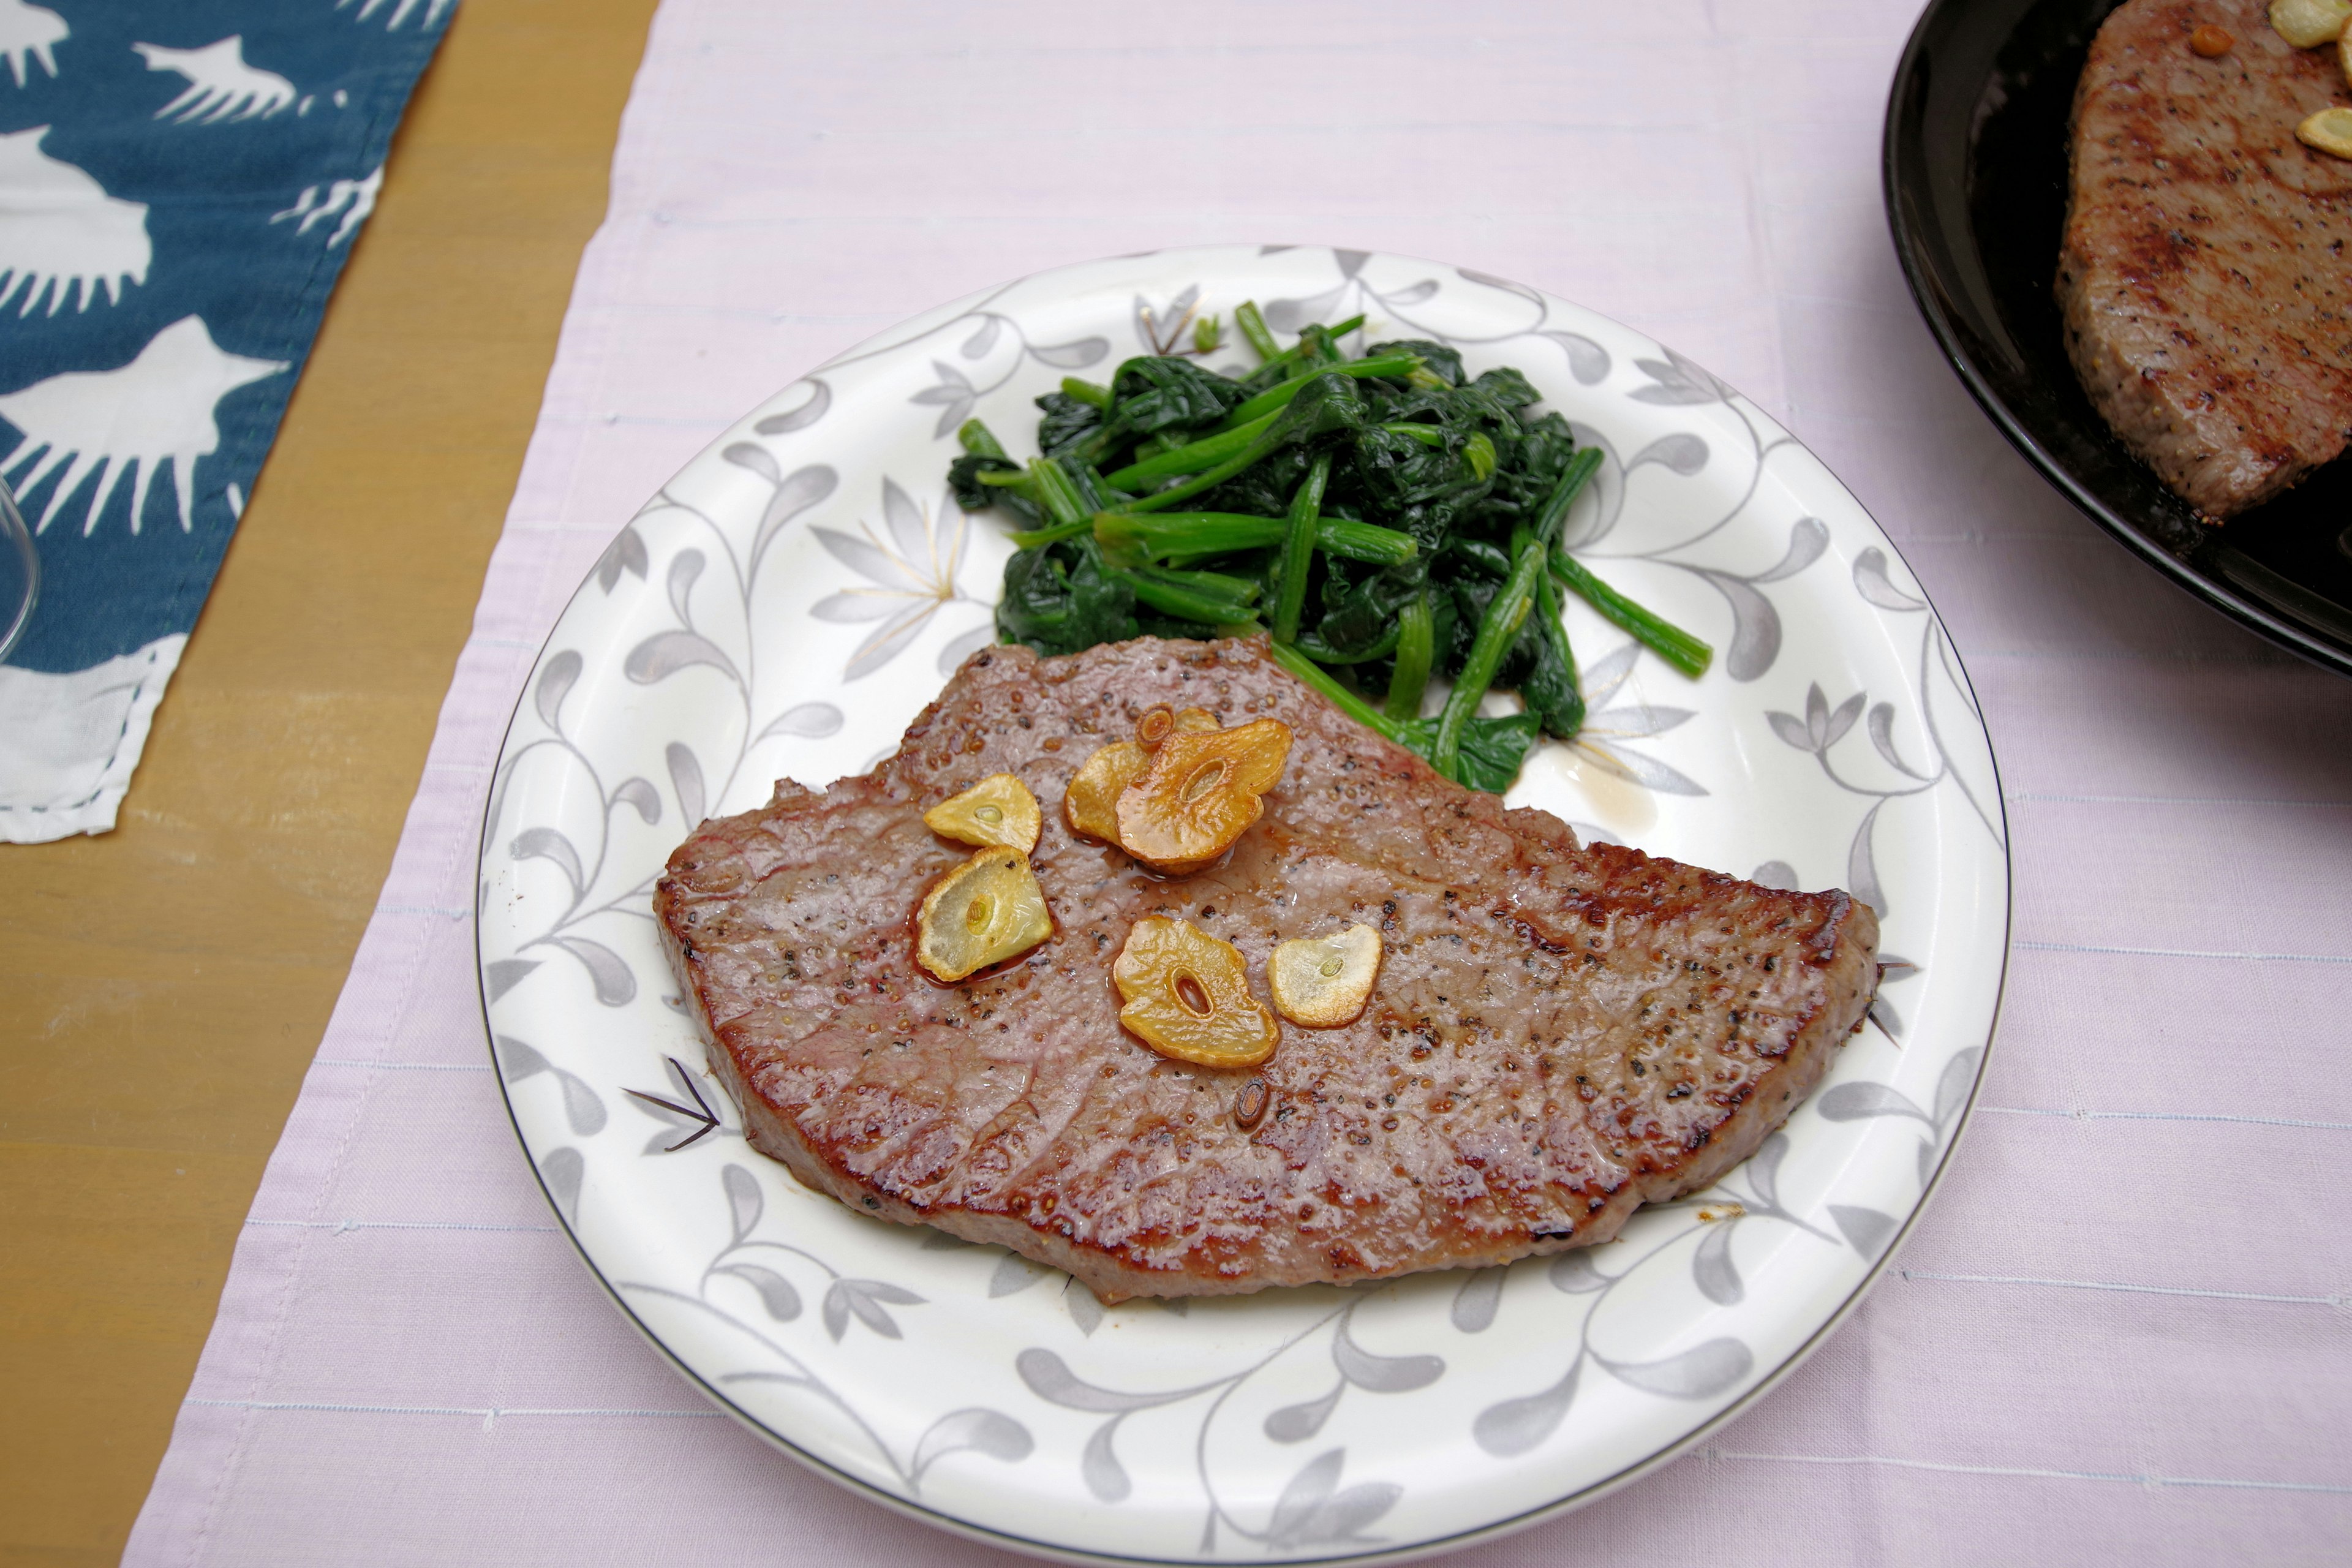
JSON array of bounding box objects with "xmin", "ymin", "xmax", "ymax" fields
[
  {"xmin": 1692, "ymin": 1220, "xmax": 1743, "ymax": 1306},
  {"xmin": 1853, "ymin": 546, "xmax": 1925, "ymax": 612},
  {"xmin": 551, "ymin": 935, "xmax": 635, "ymax": 1006},
  {"xmin": 1473, "ymin": 1359, "xmax": 1580, "ymax": 1458},
  {"xmin": 752, "ymin": 377, "xmax": 830, "ymax": 435},
  {"xmin": 1629, "ymin": 345, "xmax": 1733, "ymax": 405},
  {"xmin": 610, "ymin": 776, "xmax": 660, "ymax": 824},
  {"xmin": 592, "ymin": 527, "xmax": 648, "ymax": 594},
  {"xmin": 810, "ymin": 478, "xmax": 973, "ymax": 679},
  {"xmin": 988, "ymin": 1252, "xmax": 1053, "ymax": 1297},
  {"xmin": 1265, "ymin": 1449, "xmax": 1400, "ymax": 1550},
  {"xmin": 756, "ymin": 700, "xmax": 845, "ymax": 743},
  {"xmin": 510, "ymin": 825, "xmax": 582, "ymax": 893},
  {"xmin": 1265, "ymin": 1309, "xmax": 1445, "ymax": 1445},
  {"xmin": 1819, "ymin": 1047, "xmax": 1985, "ymax": 1189},
  {"xmin": 1450, "ymin": 1268, "xmax": 1505, "ymax": 1333},
  {"xmin": 1063, "ymin": 1276, "xmax": 1104, "ymax": 1336},
  {"xmin": 1027, "ymin": 336, "xmax": 1109, "ymax": 369},
  {"xmin": 823, "ymin": 1278, "xmax": 926, "ymax": 1342},
  {"xmin": 1262, "ymin": 284, "xmax": 1347, "ymax": 335},
  {"xmin": 666, "ymin": 742, "xmax": 705, "ymax": 829},
  {"xmin": 533, "ymin": 649, "xmax": 582, "ymax": 729},
  {"xmin": 1627, "ymin": 432, "xmax": 1709, "ymax": 477},
  {"xmin": 1595, "ymin": 1338, "xmax": 1753, "ymax": 1400},
  {"xmin": 1567, "ymin": 643, "xmax": 1707, "ymax": 796},
  {"xmin": 909, "ymin": 359, "xmax": 978, "ymax": 439},
  {"xmin": 1693, "ymin": 515, "xmax": 1829, "ymax": 682},
  {"xmin": 1454, "ymin": 266, "xmax": 1546, "ymax": 314},
  {"xmin": 911, "ymin": 1408, "xmax": 1034, "ymax": 1483},
  {"xmin": 1537, "ymin": 329, "xmax": 1611, "ymax": 385},
  {"xmin": 1828, "ymin": 1205, "xmax": 1899, "ymax": 1260},
  {"xmin": 538, "ymin": 1146, "xmax": 583, "ymax": 1224},
  {"xmin": 1016, "ymin": 1347, "xmax": 1202, "ymax": 1505},
  {"xmin": 714, "ymin": 1262, "xmax": 802, "ymax": 1321},
  {"xmin": 483, "ymin": 957, "xmax": 538, "ymax": 1001},
  {"xmin": 496, "ymin": 1035, "xmax": 606, "ymax": 1137}
]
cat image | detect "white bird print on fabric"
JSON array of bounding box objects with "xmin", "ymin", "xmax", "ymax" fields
[
  {"xmin": 133, "ymin": 37, "xmax": 296, "ymax": 124},
  {"xmin": 0, "ymin": 317, "xmax": 288, "ymax": 535},
  {"xmin": 271, "ymin": 163, "xmax": 380, "ymax": 247},
  {"xmin": 0, "ymin": 0, "xmax": 65, "ymax": 89},
  {"xmin": 342, "ymin": 0, "xmax": 455, "ymax": 31},
  {"xmin": 0, "ymin": 127, "xmax": 151, "ymax": 314}
]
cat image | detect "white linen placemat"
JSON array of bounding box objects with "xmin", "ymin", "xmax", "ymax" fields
[{"xmin": 126, "ymin": 1, "xmax": 2352, "ymax": 1561}]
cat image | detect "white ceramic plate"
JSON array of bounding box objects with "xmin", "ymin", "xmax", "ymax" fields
[{"xmin": 478, "ymin": 245, "xmax": 2008, "ymax": 1564}]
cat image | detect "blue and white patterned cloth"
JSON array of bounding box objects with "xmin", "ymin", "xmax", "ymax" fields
[{"xmin": 0, "ymin": 0, "xmax": 453, "ymax": 842}]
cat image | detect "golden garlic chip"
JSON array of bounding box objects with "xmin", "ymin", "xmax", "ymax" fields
[
  {"xmin": 2271, "ymin": 0, "xmax": 2351, "ymax": 49},
  {"xmin": 2298, "ymin": 106, "xmax": 2352, "ymax": 159},
  {"xmin": 1113, "ymin": 916, "xmax": 1278, "ymax": 1068},
  {"xmin": 916, "ymin": 847, "xmax": 1054, "ymax": 982},
  {"xmin": 1270, "ymin": 924, "xmax": 1383, "ymax": 1027},
  {"xmin": 924, "ymin": 772, "xmax": 1041, "ymax": 852},
  {"xmin": 1064, "ymin": 740, "xmax": 1150, "ymax": 842},
  {"xmin": 1136, "ymin": 704, "xmax": 1221, "ymax": 751},
  {"xmin": 1114, "ymin": 718, "xmax": 1292, "ymax": 875}
]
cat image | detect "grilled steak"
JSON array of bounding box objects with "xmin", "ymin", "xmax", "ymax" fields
[
  {"xmin": 2057, "ymin": 0, "xmax": 2352, "ymax": 517},
  {"xmin": 656, "ymin": 636, "xmax": 1879, "ymax": 1300}
]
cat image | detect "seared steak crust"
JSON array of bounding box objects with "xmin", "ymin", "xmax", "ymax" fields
[
  {"xmin": 2057, "ymin": 0, "xmax": 2352, "ymax": 517},
  {"xmin": 657, "ymin": 638, "xmax": 1878, "ymax": 1300}
]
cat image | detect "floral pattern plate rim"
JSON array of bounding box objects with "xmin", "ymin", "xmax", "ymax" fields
[{"xmin": 476, "ymin": 245, "xmax": 2010, "ymax": 1566}]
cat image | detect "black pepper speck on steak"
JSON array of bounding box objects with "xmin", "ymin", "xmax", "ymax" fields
[
  {"xmin": 655, "ymin": 637, "xmax": 1879, "ymax": 1300},
  {"xmin": 2057, "ymin": 0, "xmax": 2352, "ymax": 516}
]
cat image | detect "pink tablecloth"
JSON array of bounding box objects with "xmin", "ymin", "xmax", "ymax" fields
[{"xmin": 126, "ymin": 1, "xmax": 2352, "ymax": 1562}]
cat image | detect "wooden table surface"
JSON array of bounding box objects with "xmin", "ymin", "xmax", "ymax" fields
[{"xmin": 0, "ymin": 2, "xmax": 660, "ymax": 1559}]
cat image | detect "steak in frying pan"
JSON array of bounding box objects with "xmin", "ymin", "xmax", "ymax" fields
[
  {"xmin": 2057, "ymin": 0, "xmax": 2352, "ymax": 516},
  {"xmin": 655, "ymin": 636, "xmax": 1880, "ymax": 1300}
]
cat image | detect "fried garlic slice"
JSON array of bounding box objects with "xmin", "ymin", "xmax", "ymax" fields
[
  {"xmin": 915, "ymin": 846, "xmax": 1053, "ymax": 982},
  {"xmin": 1064, "ymin": 739, "xmax": 1150, "ymax": 843},
  {"xmin": 1269, "ymin": 923, "xmax": 1382, "ymax": 1027},
  {"xmin": 2271, "ymin": 0, "xmax": 2351, "ymax": 48},
  {"xmin": 2299, "ymin": 106, "xmax": 2352, "ymax": 158},
  {"xmin": 1112, "ymin": 916, "xmax": 1278, "ymax": 1068},
  {"xmin": 1114, "ymin": 718, "xmax": 1292, "ymax": 875},
  {"xmin": 1136, "ymin": 704, "xmax": 1223, "ymax": 750},
  {"xmin": 924, "ymin": 772, "xmax": 1041, "ymax": 852}
]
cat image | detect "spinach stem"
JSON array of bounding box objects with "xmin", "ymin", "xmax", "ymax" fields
[
  {"xmin": 1119, "ymin": 568, "xmax": 1260, "ymax": 625},
  {"xmin": 1433, "ymin": 538, "xmax": 1546, "ymax": 780},
  {"xmin": 1060, "ymin": 377, "xmax": 1112, "ymax": 410},
  {"xmin": 1533, "ymin": 447, "xmax": 1604, "ymax": 545},
  {"xmin": 1028, "ymin": 457, "xmax": 1090, "ymax": 530},
  {"xmin": 1102, "ymin": 411, "xmax": 1277, "ymax": 491},
  {"xmin": 1384, "ymin": 592, "xmax": 1435, "ymax": 722},
  {"xmin": 1548, "ymin": 549, "xmax": 1713, "ymax": 679},
  {"xmin": 1216, "ymin": 353, "xmax": 1422, "ymax": 431},
  {"xmin": 1248, "ymin": 314, "xmax": 1368, "ymax": 382},
  {"xmin": 1094, "ymin": 511, "xmax": 1414, "ymax": 567},
  {"xmin": 1117, "ymin": 436, "xmax": 1280, "ymax": 515},
  {"xmin": 1235, "ymin": 301, "xmax": 1280, "ymax": 360},
  {"xmin": 1271, "ymin": 454, "xmax": 1332, "ymax": 645},
  {"xmin": 1295, "ymin": 625, "xmax": 1400, "ymax": 664},
  {"xmin": 1270, "ymin": 641, "xmax": 1402, "ymax": 742},
  {"xmin": 1516, "ymin": 523, "xmax": 1583, "ymax": 736},
  {"xmin": 958, "ymin": 419, "xmax": 1011, "ymax": 459},
  {"xmin": 1008, "ymin": 518, "xmax": 1092, "ymax": 548}
]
